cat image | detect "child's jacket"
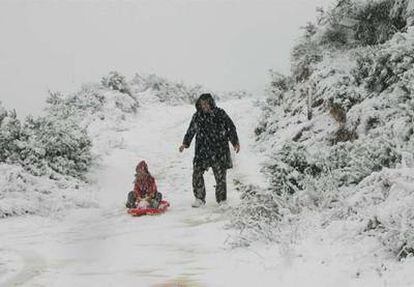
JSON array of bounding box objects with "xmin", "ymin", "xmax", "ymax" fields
[{"xmin": 133, "ymin": 161, "xmax": 158, "ymax": 198}]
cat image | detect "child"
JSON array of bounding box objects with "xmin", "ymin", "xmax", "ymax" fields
[{"xmin": 126, "ymin": 160, "xmax": 162, "ymax": 209}]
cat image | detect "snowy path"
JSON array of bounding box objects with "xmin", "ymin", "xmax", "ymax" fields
[{"xmin": 0, "ymin": 98, "xmax": 273, "ymax": 287}]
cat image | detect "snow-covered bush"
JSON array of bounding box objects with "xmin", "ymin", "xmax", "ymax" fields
[
  {"xmin": 255, "ymin": 72, "xmax": 295, "ymax": 139},
  {"xmin": 264, "ymin": 141, "xmax": 319, "ymax": 196},
  {"xmin": 217, "ymin": 90, "xmax": 252, "ymax": 102},
  {"xmin": 45, "ymin": 82, "xmax": 140, "ymax": 154},
  {"xmin": 46, "ymin": 83, "xmax": 138, "ymax": 122},
  {"xmin": 291, "ymin": 37, "xmax": 323, "ymax": 83},
  {"xmin": 130, "ymin": 72, "xmax": 248, "ymax": 105},
  {"xmin": 326, "ymin": 138, "xmax": 401, "ymax": 185},
  {"xmin": 130, "ymin": 73, "xmax": 204, "ymax": 105},
  {"xmin": 0, "ymin": 163, "xmax": 96, "ymax": 218},
  {"xmin": 316, "ymin": 0, "xmax": 408, "ymax": 47},
  {"xmin": 230, "ymin": 1, "xmax": 414, "ymax": 262},
  {"xmin": 0, "ymin": 106, "xmax": 95, "ymax": 218},
  {"xmin": 227, "ymin": 181, "xmax": 283, "ymax": 247},
  {"xmin": 101, "ymin": 71, "xmax": 131, "ymax": 95},
  {"xmin": 0, "ymin": 109, "xmax": 22, "ymax": 163},
  {"xmin": 0, "ymin": 102, "xmax": 7, "ymax": 123},
  {"xmin": 0, "ymin": 107, "xmax": 92, "ymax": 180},
  {"xmin": 19, "ymin": 116, "xmax": 92, "ymax": 179},
  {"xmin": 309, "ymin": 60, "xmax": 364, "ymax": 112},
  {"xmin": 341, "ymin": 168, "xmax": 414, "ymax": 259},
  {"xmin": 352, "ymin": 36, "xmax": 414, "ymax": 93},
  {"xmin": 47, "ymin": 89, "xmax": 106, "ymax": 117}
]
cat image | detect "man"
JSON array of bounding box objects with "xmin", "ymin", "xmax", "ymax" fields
[{"xmin": 179, "ymin": 93, "xmax": 240, "ymax": 207}]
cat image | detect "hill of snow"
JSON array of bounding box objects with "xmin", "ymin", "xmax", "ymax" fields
[
  {"xmin": 229, "ymin": 0, "xmax": 414, "ymax": 283},
  {"xmin": 0, "ymin": 71, "xmax": 248, "ymax": 218}
]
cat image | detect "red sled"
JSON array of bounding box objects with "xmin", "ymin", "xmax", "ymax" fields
[{"xmin": 127, "ymin": 200, "xmax": 170, "ymax": 216}]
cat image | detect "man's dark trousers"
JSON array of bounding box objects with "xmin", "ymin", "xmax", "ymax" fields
[{"xmin": 193, "ymin": 164, "xmax": 227, "ymax": 203}]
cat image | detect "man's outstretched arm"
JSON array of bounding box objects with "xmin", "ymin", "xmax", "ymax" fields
[
  {"xmin": 222, "ymin": 110, "xmax": 240, "ymax": 153},
  {"xmin": 180, "ymin": 114, "xmax": 197, "ymax": 152}
]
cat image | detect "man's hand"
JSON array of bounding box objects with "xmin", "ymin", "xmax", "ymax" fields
[
  {"xmin": 234, "ymin": 144, "xmax": 240, "ymax": 153},
  {"xmin": 179, "ymin": 144, "xmax": 188, "ymax": 153}
]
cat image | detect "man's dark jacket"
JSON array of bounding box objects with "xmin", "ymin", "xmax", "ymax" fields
[{"xmin": 183, "ymin": 94, "xmax": 239, "ymax": 170}]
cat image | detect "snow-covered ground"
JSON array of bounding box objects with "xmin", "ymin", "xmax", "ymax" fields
[
  {"xmin": 1, "ymin": 98, "xmax": 413, "ymax": 287},
  {"xmin": 0, "ymin": 98, "xmax": 267, "ymax": 287}
]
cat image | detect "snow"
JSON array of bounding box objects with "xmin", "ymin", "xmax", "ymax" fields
[
  {"xmin": 1, "ymin": 95, "xmax": 414, "ymax": 286},
  {"xmin": 3, "ymin": 1, "xmax": 414, "ymax": 284},
  {"xmin": 0, "ymin": 163, "xmax": 97, "ymax": 218},
  {"xmin": 0, "ymin": 98, "xmax": 268, "ymax": 286}
]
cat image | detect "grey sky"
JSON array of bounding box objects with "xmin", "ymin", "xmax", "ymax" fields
[{"xmin": 0, "ymin": 0, "xmax": 333, "ymax": 116}]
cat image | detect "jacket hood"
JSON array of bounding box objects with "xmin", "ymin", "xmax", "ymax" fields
[
  {"xmin": 195, "ymin": 93, "xmax": 216, "ymax": 112},
  {"xmin": 136, "ymin": 160, "xmax": 149, "ymax": 174}
]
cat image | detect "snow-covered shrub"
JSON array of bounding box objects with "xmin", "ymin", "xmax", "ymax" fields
[
  {"xmin": 130, "ymin": 73, "xmax": 204, "ymax": 104},
  {"xmin": 291, "ymin": 37, "xmax": 323, "ymax": 83},
  {"xmin": 345, "ymin": 168, "xmax": 414, "ymax": 259},
  {"xmin": 0, "ymin": 101, "xmax": 6, "ymax": 120},
  {"xmin": 263, "ymin": 142, "xmax": 322, "ymax": 196},
  {"xmin": 47, "ymin": 84, "xmax": 138, "ymax": 121},
  {"xmin": 19, "ymin": 116, "xmax": 92, "ymax": 179},
  {"xmin": 0, "ymin": 109, "xmax": 92, "ymax": 180},
  {"xmin": 0, "ymin": 163, "xmax": 96, "ymax": 218},
  {"xmin": 216, "ymin": 90, "xmax": 252, "ymax": 102},
  {"xmin": 353, "ymin": 0, "xmax": 406, "ymax": 45},
  {"xmin": 47, "ymin": 88, "xmax": 106, "ymax": 116},
  {"xmin": 130, "ymin": 72, "xmax": 247, "ymax": 105},
  {"xmin": 316, "ymin": 0, "xmax": 408, "ymax": 47},
  {"xmin": 265, "ymin": 71, "xmax": 294, "ymax": 106},
  {"xmin": 227, "ymin": 181, "xmax": 283, "ymax": 246},
  {"xmin": 0, "ymin": 109, "xmax": 22, "ymax": 162},
  {"xmin": 0, "ymin": 105, "xmax": 95, "ymax": 218},
  {"xmin": 47, "ymin": 89, "xmax": 100, "ymax": 123},
  {"xmin": 260, "ymin": 136, "xmax": 400, "ymax": 212},
  {"xmin": 101, "ymin": 71, "xmax": 131, "ymax": 95},
  {"xmin": 326, "ymin": 138, "xmax": 399, "ymax": 182},
  {"xmin": 255, "ymin": 73, "xmax": 289, "ymax": 137},
  {"xmin": 352, "ymin": 37, "xmax": 414, "ymax": 93},
  {"xmin": 236, "ymin": 6, "xmax": 414, "ymax": 259},
  {"xmin": 310, "ymin": 64, "xmax": 363, "ymax": 112},
  {"xmin": 45, "ymin": 83, "xmax": 140, "ymax": 154}
]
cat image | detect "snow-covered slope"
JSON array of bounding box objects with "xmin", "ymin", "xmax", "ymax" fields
[
  {"xmin": 0, "ymin": 97, "xmax": 270, "ymax": 287},
  {"xmin": 225, "ymin": 1, "xmax": 414, "ymax": 285},
  {"xmin": 0, "ymin": 71, "xmax": 250, "ymax": 218},
  {"xmin": 2, "ymin": 95, "xmax": 413, "ymax": 287}
]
